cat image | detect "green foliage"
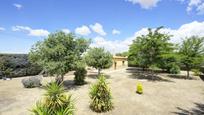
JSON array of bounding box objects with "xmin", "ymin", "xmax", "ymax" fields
[
  {"xmin": 192, "ymin": 69, "xmax": 201, "ymax": 76},
  {"xmin": 115, "ymin": 51, "xmax": 128, "ymax": 57},
  {"xmin": 0, "ymin": 54, "xmax": 42, "ymax": 78},
  {"xmin": 159, "ymin": 53, "xmax": 180, "ymax": 73},
  {"xmin": 149, "ymin": 64, "xmax": 160, "ymax": 70},
  {"xmin": 0, "ymin": 56, "xmax": 13, "ymax": 77},
  {"xmin": 136, "ymin": 82, "xmax": 143, "ymax": 94},
  {"xmin": 179, "ymin": 36, "xmax": 204, "ymax": 78},
  {"xmin": 85, "ymin": 47, "xmax": 113, "ymax": 75},
  {"xmin": 74, "ymin": 61, "xmax": 87, "ymax": 85},
  {"xmin": 169, "ymin": 63, "xmax": 180, "ymax": 74},
  {"xmin": 89, "ymin": 75, "xmax": 113, "ymax": 112},
  {"xmin": 21, "ymin": 76, "xmax": 42, "ymax": 88},
  {"xmin": 31, "ymin": 81, "xmax": 74, "ymax": 115},
  {"xmin": 29, "ymin": 31, "xmax": 89, "ymax": 82},
  {"xmin": 200, "ymin": 66, "xmax": 204, "ymax": 74},
  {"xmin": 128, "ymin": 27, "xmax": 174, "ymax": 69}
]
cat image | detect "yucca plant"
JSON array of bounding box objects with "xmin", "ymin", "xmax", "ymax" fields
[
  {"xmin": 89, "ymin": 75, "xmax": 113, "ymax": 112},
  {"xmin": 31, "ymin": 81, "xmax": 74, "ymax": 115}
]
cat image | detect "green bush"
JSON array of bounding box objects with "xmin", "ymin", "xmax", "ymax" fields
[
  {"xmin": 74, "ymin": 62, "xmax": 87, "ymax": 85},
  {"xmin": 200, "ymin": 66, "xmax": 204, "ymax": 74},
  {"xmin": 89, "ymin": 75, "xmax": 113, "ymax": 112},
  {"xmin": 31, "ymin": 81, "xmax": 74, "ymax": 115},
  {"xmin": 136, "ymin": 82, "xmax": 143, "ymax": 94},
  {"xmin": 0, "ymin": 57, "xmax": 13, "ymax": 78},
  {"xmin": 192, "ymin": 69, "xmax": 201, "ymax": 76},
  {"xmin": 0, "ymin": 54, "xmax": 42, "ymax": 78},
  {"xmin": 169, "ymin": 63, "xmax": 180, "ymax": 74}
]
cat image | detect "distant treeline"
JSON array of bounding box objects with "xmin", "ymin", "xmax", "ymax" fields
[{"xmin": 0, "ymin": 53, "xmax": 42, "ymax": 78}]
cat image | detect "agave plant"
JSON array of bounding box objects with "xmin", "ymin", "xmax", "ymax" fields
[
  {"xmin": 31, "ymin": 101, "xmax": 50, "ymax": 115},
  {"xmin": 89, "ymin": 75, "xmax": 113, "ymax": 112},
  {"xmin": 31, "ymin": 81, "xmax": 74, "ymax": 115}
]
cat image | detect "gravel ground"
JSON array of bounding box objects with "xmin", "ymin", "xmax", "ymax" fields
[{"xmin": 0, "ymin": 67, "xmax": 204, "ymax": 115}]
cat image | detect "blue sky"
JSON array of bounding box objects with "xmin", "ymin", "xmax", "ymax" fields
[{"xmin": 0, "ymin": 0, "xmax": 204, "ymax": 54}]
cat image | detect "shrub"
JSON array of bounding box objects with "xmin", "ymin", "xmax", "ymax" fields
[
  {"xmin": 0, "ymin": 54, "xmax": 42, "ymax": 78},
  {"xmin": 21, "ymin": 76, "xmax": 42, "ymax": 88},
  {"xmin": 192, "ymin": 69, "xmax": 201, "ymax": 76},
  {"xmin": 200, "ymin": 66, "xmax": 204, "ymax": 74},
  {"xmin": 0, "ymin": 57, "xmax": 13, "ymax": 78},
  {"xmin": 169, "ymin": 64, "xmax": 180, "ymax": 74},
  {"xmin": 74, "ymin": 62, "xmax": 87, "ymax": 85},
  {"xmin": 89, "ymin": 75, "xmax": 113, "ymax": 112},
  {"xmin": 31, "ymin": 81, "xmax": 74, "ymax": 115},
  {"xmin": 136, "ymin": 82, "xmax": 143, "ymax": 94},
  {"xmin": 149, "ymin": 65, "xmax": 159, "ymax": 70}
]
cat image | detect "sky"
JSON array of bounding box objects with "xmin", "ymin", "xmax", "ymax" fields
[{"xmin": 0, "ymin": 0, "xmax": 204, "ymax": 54}]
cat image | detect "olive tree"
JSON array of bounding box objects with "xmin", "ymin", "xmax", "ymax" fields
[
  {"xmin": 179, "ymin": 36, "xmax": 204, "ymax": 79},
  {"xmin": 85, "ymin": 47, "xmax": 113, "ymax": 75},
  {"xmin": 128, "ymin": 27, "xmax": 173, "ymax": 70},
  {"xmin": 29, "ymin": 31, "xmax": 89, "ymax": 83}
]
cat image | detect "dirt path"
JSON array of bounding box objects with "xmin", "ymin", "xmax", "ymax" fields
[{"xmin": 0, "ymin": 68, "xmax": 204, "ymax": 115}]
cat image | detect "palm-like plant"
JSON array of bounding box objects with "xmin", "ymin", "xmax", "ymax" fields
[
  {"xmin": 31, "ymin": 81, "xmax": 74, "ymax": 115},
  {"xmin": 89, "ymin": 75, "xmax": 113, "ymax": 112}
]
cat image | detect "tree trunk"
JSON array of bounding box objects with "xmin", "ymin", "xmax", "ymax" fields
[
  {"xmin": 98, "ymin": 68, "xmax": 101, "ymax": 76},
  {"xmin": 61, "ymin": 75, "xmax": 64, "ymax": 81},
  {"xmin": 150, "ymin": 68, "xmax": 154, "ymax": 81},
  {"xmin": 187, "ymin": 70, "xmax": 190, "ymax": 79},
  {"xmin": 142, "ymin": 67, "xmax": 145, "ymax": 71},
  {"xmin": 55, "ymin": 75, "xmax": 64, "ymax": 84}
]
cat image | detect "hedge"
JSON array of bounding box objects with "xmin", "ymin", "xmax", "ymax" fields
[{"xmin": 0, "ymin": 54, "xmax": 42, "ymax": 78}]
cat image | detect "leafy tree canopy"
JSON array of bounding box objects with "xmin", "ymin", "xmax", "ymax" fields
[
  {"xmin": 29, "ymin": 31, "xmax": 90, "ymax": 82},
  {"xmin": 85, "ymin": 47, "xmax": 113, "ymax": 74},
  {"xmin": 129, "ymin": 27, "xmax": 174, "ymax": 69},
  {"xmin": 179, "ymin": 36, "xmax": 204, "ymax": 78},
  {"xmin": 115, "ymin": 52, "xmax": 128, "ymax": 57}
]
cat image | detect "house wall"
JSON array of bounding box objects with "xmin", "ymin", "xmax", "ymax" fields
[{"xmin": 112, "ymin": 56, "xmax": 128, "ymax": 69}]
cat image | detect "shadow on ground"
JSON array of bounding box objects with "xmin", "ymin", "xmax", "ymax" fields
[
  {"xmin": 87, "ymin": 73, "xmax": 111, "ymax": 79},
  {"xmin": 127, "ymin": 67, "xmax": 173, "ymax": 82},
  {"xmin": 167, "ymin": 74, "xmax": 196, "ymax": 80},
  {"xmin": 173, "ymin": 103, "xmax": 204, "ymax": 115},
  {"xmin": 39, "ymin": 80, "xmax": 89, "ymax": 90},
  {"xmin": 129, "ymin": 73, "xmax": 173, "ymax": 82},
  {"xmin": 63, "ymin": 80, "xmax": 89, "ymax": 90}
]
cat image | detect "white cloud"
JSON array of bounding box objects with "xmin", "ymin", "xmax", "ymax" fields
[
  {"xmin": 75, "ymin": 25, "xmax": 91, "ymax": 36},
  {"xmin": 126, "ymin": 0, "xmax": 204, "ymax": 14},
  {"xmin": 180, "ymin": 0, "xmax": 204, "ymax": 14},
  {"xmin": 112, "ymin": 29, "xmax": 121, "ymax": 35},
  {"xmin": 13, "ymin": 3, "xmax": 23, "ymax": 10},
  {"xmin": 62, "ymin": 29, "xmax": 70, "ymax": 34},
  {"xmin": 91, "ymin": 21, "xmax": 204, "ymax": 54},
  {"xmin": 12, "ymin": 26, "xmax": 49, "ymax": 37},
  {"xmin": 90, "ymin": 36, "xmax": 130, "ymax": 54},
  {"xmin": 126, "ymin": 0, "xmax": 161, "ymax": 9},
  {"xmin": 171, "ymin": 21, "xmax": 204, "ymax": 41},
  {"xmin": 131, "ymin": 21, "xmax": 204, "ymax": 43},
  {"xmin": 196, "ymin": 2, "xmax": 204, "ymax": 14},
  {"xmin": 90, "ymin": 23, "xmax": 106, "ymax": 36},
  {"xmin": 0, "ymin": 27, "xmax": 5, "ymax": 31}
]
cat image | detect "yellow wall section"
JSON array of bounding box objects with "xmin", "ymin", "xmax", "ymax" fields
[{"xmin": 112, "ymin": 56, "xmax": 128, "ymax": 69}]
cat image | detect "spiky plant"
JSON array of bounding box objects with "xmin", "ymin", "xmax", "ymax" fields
[
  {"xmin": 31, "ymin": 81, "xmax": 74, "ymax": 115},
  {"xmin": 89, "ymin": 75, "xmax": 113, "ymax": 112}
]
